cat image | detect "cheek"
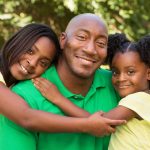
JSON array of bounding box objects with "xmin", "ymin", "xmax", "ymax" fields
[
  {"xmin": 10, "ymin": 64, "xmax": 21, "ymax": 80},
  {"xmin": 111, "ymin": 77, "xmax": 116, "ymax": 85},
  {"xmin": 97, "ymin": 49, "xmax": 107, "ymax": 59},
  {"xmin": 10, "ymin": 64, "xmax": 17, "ymax": 76},
  {"xmin": 35, "ymin": 66, "xmax": 48, "ymax": 76},
  {"xmin": 111, "ymin": 76, "xmax": 118, "ymax": 89}
]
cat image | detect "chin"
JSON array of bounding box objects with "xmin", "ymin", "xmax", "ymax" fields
[
  {"xmin": 120, "ymin": 92, "xmax": 132, "ymax": 98},
  {"xmin": 77, "ymin": 72, "xmax": 94, "ymax": 79}
]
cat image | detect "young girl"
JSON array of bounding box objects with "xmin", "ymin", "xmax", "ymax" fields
[
  {"xmin": 106, "ymin": 33, "xmax": 150, "ymax": 149},
  {"xmin": 0, "ymin": 24, "xmax": 122, "ymax": 150},
  {"xmin": 33, "ymin": 33, "xmax": 150, "ymax": 149}
]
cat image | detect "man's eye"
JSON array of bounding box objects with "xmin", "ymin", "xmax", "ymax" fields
[
  {"xmin": 77, "ymin": 35, "xmax": 86, "ymax": 40},
  {"xmin": 97, "ymin": 42, "xmax": 106, "ymax": 48},
  {"xmin": 26, "ymin": 49, "xmax": 33, "ymax": 55}
]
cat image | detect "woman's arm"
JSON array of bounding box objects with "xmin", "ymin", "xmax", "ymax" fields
[
  {"xmin": 0, "ymin": 82, "xmax": 125, "ymax": 136},
  {"xmin": 32, "ymin": 77, "xmax": 90, "ymax": 117}
]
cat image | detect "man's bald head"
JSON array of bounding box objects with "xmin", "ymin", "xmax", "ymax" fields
[{"xmin": 65, "ymin": 13, "xmax": 108, "ymax": 35}]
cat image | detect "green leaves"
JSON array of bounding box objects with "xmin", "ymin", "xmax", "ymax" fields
[{"xmin": 0, "ymin": 0, "xmax": 149, "ymax": 49}]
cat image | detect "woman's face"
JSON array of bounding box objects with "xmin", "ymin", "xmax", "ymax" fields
[{"xmin": 10, "ymin": 36, "xmax": 56, "ymax": 80}]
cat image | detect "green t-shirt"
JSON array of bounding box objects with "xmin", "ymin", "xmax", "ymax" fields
[
  {"xmin": 0, "ymin": 65, "xmax": 120, "ymax": 150},
  {"xmin": 0, "ymin": 115, "xmax": 37, "ymax": 150}
]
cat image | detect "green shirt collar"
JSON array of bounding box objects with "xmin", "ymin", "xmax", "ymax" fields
[{"xmin": 43, "ymin": 65, "xmax": 106, "ymax": 99}]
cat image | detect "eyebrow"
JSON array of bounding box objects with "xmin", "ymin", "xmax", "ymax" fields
[{"xmin": 77, "ymin": 29, "xmax": 108, "ymax": 39}]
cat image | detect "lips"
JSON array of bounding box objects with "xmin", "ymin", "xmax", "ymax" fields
[
  {"xmin": 20, "ymin": 64, "xmax": 28, "ymax": 74},
  {"xmin": 19, "ymin": 64, "xmax": 33, "ymax": 74},
  {"xmin": 76, "ymin": 56, "xmax": 97, "ymax": 63},
  {"xmin": 116, "ymin": 84, "xmax": 132, "ymax": 89}
]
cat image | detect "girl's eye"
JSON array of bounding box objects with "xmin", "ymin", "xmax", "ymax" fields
[
  {"xmin": 112, "ymin": 70, "xmax": 119, "ymax": 77},
  {"xmin": 127, "ymin": 70, "xmax": 135, "ymax": 76},
  {"xmin": 40, "ymin": 61, "xmax": 50, "ymax": 68},
  {"xmin": 26, "ymin": 48, "xmax": 33, "ymax": 55}
]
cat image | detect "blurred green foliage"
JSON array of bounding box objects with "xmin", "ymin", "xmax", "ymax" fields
[{"xmin": 0, "ymin": 0, "xmax": 149, "ymax": 49}]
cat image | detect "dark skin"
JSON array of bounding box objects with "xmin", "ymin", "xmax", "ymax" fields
[
  {"xmin": 32, "ymin": 50, "xmax": 150, "ymax": 123},
  {"xmin": 58, "ymin": 15, "xmax": 108, "ymax": 96},
  {"xmin": 0, "ymin": 14, "xmax": 125, "ymax": 137},
  {"xmin": 32, "ymin": 77, "xmax": 138, "ymax": 121},
  {"xmin": 0, "ymin": 81, "xmax": 117, "ymax": 136}
]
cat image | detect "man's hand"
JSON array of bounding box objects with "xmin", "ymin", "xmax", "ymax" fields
[{"xmin": 84, "ymin": 111, "xmax": 126, "ymax": 137}]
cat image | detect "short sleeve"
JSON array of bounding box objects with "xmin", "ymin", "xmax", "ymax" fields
[{"xmin": 119, "ymin": 92, "xmax": 150, "ymax": 121}]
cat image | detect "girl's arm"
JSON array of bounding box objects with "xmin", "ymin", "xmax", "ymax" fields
[
  {"xmin": 32, "ymin": 77, "xmax": 90, "ymax": 117},
  {"xmin": 102, "ymin": 105, "xmax": 140, "ymax": 121},
  {"xmin": 0, "ymin": 82, "xmax": 125, "ymax": 136}
]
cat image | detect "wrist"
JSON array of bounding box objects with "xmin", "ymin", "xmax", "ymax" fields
[
  {"xmin": 51, "ymin": 93, "xmax": 63, "ymax": 105},
  {"xmin": 77, "ymin": 118, "xmax": 90, "ymax": 133}
]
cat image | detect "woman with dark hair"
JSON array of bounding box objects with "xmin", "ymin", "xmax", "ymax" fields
[{"xmin": 0, "ymin": 23, "xmax": 60, "ymax": 87}]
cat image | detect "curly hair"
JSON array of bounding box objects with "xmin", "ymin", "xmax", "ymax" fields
[
  {"xmin": 106, "ymin": 33, "xmax": 137, "ymax": 67},
  {"xmin": 137, "ymin": 34, "xmax": 150, "ymax": 67}
]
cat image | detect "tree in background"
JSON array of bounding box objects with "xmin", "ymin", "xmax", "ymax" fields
[{"xmin": 0, "ymin": 0, "xmax": 149, "ymax": 49}]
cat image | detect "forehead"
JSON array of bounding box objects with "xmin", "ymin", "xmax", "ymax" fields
[
  {"xmin": 66, "ymin": 16, "xmax": 108, "ymax": 39},
  {"xmin": 112, "ymin": 51, "xmax": 143, "ymax": 67},
  {"xmin": 33, "ymin": 36, "xmax": 56, "ymax": 58}
]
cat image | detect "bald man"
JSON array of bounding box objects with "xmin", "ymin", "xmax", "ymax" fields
[
  {"xmin": 4, "ymin": 13, "xmax": 122, "ymax": 150},
  {"xmin": 38, "ymin": 13, "xmax": 120, "ymax": 150}
]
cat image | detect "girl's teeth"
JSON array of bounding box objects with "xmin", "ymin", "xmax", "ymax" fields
[{"xmin": 20, "ymin": 65, "xmax": 27, "ymax": 73}]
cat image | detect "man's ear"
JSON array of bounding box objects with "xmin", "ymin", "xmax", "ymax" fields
[
  {"xmin": 147, "ymin": 68, "xmax": 150, "ymax": 80},
  {"xmin": 59, "ymin": 32, "xmax": 67, "ymax": 49}
]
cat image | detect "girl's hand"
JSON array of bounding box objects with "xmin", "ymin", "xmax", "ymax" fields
[
  {"xmin": 32, "ymin": 77, "xmax": 62, "ymax": 104},
  {"xmin": 32, "ymin": 77, "xmax": 90, "ymax": 117}
]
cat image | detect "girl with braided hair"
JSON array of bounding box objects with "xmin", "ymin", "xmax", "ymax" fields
[{"xmin": 105, "ymin": 33, "xmax": 150, "ymax": 149}]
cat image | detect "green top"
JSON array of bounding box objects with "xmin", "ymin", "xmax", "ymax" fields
[
  {"xmin": 0, "ymin": 115, "xmax": 37, "ymax": 150},
  {"xmin": 0, "ymin": 65, "xmax": 120, "ymax": 150}
]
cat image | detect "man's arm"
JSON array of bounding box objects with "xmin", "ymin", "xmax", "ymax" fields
[{"xmin": 0, "ymin": 82, "xmax": 125, "ymax": 136}]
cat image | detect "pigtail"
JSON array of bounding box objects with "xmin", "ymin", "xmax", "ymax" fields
[
  {"xmin": 105, "ymin": 33, "xmax": 130, "ymax": 66},
  {"xmin": 137, "ymin": 34, "xmax": 150, "ymax": 67}
]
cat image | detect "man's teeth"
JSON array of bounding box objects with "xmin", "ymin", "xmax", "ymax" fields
[
  {"xmin": 20, "ymin": 65, "xmax": 28, "ymax": 73},
  {"xmin": 78, "ymin": 57, "xmax": 95, "ymax": 63}
]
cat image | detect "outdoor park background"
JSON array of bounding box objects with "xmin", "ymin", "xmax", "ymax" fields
[{"xmin": 0, "ymin": 0, "xmax": 150, "ymax": 81}]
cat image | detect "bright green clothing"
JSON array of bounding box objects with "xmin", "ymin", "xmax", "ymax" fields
[
  {"xmin": 0, "ymin": 115, "xmax": 37, "ymax": 150},
  {"xmin": 109, "ymin": 92, "xmax": 150, "ymax": 150},
  {"xmin": 0, "ymin": 65, "xmax": 120, "ymax": 150}
]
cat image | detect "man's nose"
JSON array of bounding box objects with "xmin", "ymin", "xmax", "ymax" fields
[{"xmin": 84, "ymin": 40, "xmax": 96, "ymax": 55}]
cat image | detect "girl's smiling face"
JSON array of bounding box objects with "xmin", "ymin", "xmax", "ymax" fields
[
  {"xmin": 111, "ymin": 51, "xmax": 150, "ymax": 98},
  {"xmin": 10, "ymin": 36, "xmax": 56, "ymax": 80}
]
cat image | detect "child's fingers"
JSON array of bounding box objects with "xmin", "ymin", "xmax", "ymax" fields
[
  {"xmin": 34, "ymin": 82, "xmax": 46, "ymax": 95},
  {"xmin": 33, "ymin": 78, "xmax": 53, "ymax": 88}
]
